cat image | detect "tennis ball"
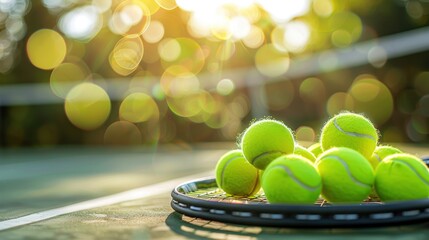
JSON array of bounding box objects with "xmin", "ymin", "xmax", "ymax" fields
[
  {"xmin": 262, "ymin": 154, "xmax": 322, "ymax": 204},
  {"xmin": 368, "ymin": 145, "xmax": 402, "ymax": 170},
  {"xmin": 215, "ymin": 149, "xmax": 261, "ymax": 196},
  {"xmin": 315, "ymin": 147, "xmax": 375, "ymax": 203},
  {"xmin": 367, "ymin": 145, "xmax": 401, "ymax": 199},
  {"xmin": 374, "ymin": 153, "xmax": 429, "ymax": 202},
  {"xmin": 294, "ymin": 145, "xmax": 316, "ymax": 162},
  {"xmin": 240, "ymin": 119, "xmax": 295, "ymax": 170},
  {"xmin": 320, "ymin": 112, "xmax": 378, "ymax": 158},
  {"xmin": 308, "ymin": 142, "xmax": 323, "ymax": 157}
]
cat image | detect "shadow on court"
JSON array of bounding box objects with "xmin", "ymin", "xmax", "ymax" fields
[{"xmin": 166, "ymin": 212, "xmax": 429, "ymax": 240}]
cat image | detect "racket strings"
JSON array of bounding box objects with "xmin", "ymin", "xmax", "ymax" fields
[{"xmin": 184, "ymin": 187, "xmax": 382, "ymax": 206}]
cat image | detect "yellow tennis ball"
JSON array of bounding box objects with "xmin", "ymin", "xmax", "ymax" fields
[
  {"xmin": 240, "ymin": 119, "xmax": 295, "ymax": 170},
  {"xmin": 320, "ymin": 112, "xmax": 378, "ymax": 158},
  {"xmin": 262, "ymin": 154, "xmax": 322, "ymax": 204},
  {"xmin": 368, "ymin": 145, "xmax": 402, "ymax": 170},
  {"xmin": 308, "ymin": 142, "xmax": 323, "ymax": 157},
  {"xmin": 375, "ymin": 153, "xmax": 429, "ymax": 202},
  {"xmin": 367, "ymin": 145, "xmax": 401, "ymax": 199},
  {"xmin": 294, "ymin": 145, "xmax": 316, "ymax": 162},
  {"xmin": 215, "ymin": 149, "xmax": 261, "ymax": 196},
  {"xmin": 315, "ymin": 147, "xmax": 375, "ymax": 203}
]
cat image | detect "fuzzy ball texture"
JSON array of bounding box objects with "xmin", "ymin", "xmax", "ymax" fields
[
  {"xmin": 294, "ymin": 145, "xmax": 316, "ymax": 162},
  {"xmin": 368, "ymin": 145, "xmax": 402, "ymax": 170},
  {"xmin": 315, "ymin": 147, "xmax": 375, "ymax": 203},
  {"xmin": 215, "ymin": 149, "xmax": 261, "ymax": 196},
  {"xmin": 308, "ymin": 142, "xmax": 323, "ymax": 158},
  {"xmin": 375, "ymin": 153, "xmax": 429, "ymax": 201},
  {"xmin": 262, "ymin": 154, "xmax": 322, "ymax": 204},
  {"xmin": 320, "ymin": 112, "xmax": 378, "ymax": 158},
  {"xmin": 240, "ymin": 119, "xmax": 295, "ymax": 170}
]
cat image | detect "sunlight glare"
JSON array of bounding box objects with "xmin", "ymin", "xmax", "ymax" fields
[
  {"xmin": 59, "ymin": 6, "xmax": 102, "ymax": 41},
  {"xmin": 230, "ymin": 16, "xmax": 251, "ymax": 40},
  {"xmin": 283, "ymin": 21, "xmax": 310, "ymax": 53},
  {"xmin": 256, "ymin": 0, "xmax": 310, "ymax": 23}
]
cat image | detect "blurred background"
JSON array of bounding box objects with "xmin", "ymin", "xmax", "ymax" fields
[{"xmin": 0, "ymin": 0, "xmax": 428, "ymax": 148}]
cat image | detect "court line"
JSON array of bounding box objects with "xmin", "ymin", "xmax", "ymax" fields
[{"xmin": 0, "ymin": 170, "xmax": 214, "ymax": 232}]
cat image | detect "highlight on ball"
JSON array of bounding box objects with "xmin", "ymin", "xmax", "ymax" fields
[{"xmin": 213, "ymin": 112, "xmax": 429, "ymax": 204}]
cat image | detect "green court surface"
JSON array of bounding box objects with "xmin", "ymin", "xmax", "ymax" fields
[{"xmin": 0, "ymin": 143, "xmax": 428, "ymax": 239}]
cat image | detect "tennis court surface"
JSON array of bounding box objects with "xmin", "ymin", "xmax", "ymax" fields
[{"xmin": 1, "ymin": 143, "xmax": 428, "ymax": 239}]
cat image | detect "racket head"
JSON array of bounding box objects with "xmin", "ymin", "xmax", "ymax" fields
[{"xmin": 171, "ymin": 157, "xmax": 429, "ymax": 228}]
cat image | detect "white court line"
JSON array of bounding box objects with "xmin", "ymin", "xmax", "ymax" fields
[{"xmin": 0, "ymin": 171, "xmax": 214, "ymax": 231}]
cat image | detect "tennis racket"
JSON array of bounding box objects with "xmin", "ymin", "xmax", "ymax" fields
[{"xmin": 171, "ymin": 157, "xmax": 429, "ymax": 228}]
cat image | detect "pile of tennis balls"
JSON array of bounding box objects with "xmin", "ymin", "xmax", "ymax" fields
[{"xmin": 215, "ymin": 112, "xmax": 429, "ymax": 204}]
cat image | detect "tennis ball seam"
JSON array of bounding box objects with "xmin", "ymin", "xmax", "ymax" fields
[
  {"xmin": 251, "ymin": 151, "xmax": 286, "ymax": 165},
  {"xmin": 391, "ymin": 160, "xmax": 429, "ymax": 186},
  {"xmin": 219, "ymin": 155, "xmax": 243, "ymax": 188},
  {"xmin": 321, "ymin": 155, "xmax": 372, "ymax": 189},
  {"xmin": 270, "ymin": 165, "xmax": 321, "ymax": 191},
  {"xmin": 374, "ymin": 153, "xmax": 382, "ymax": 163},
  {"xmin": 333, "ymin": 118, "xmax": 376, "ymax": 141},
  {"xmin": 249, "ymin": 171, "xmax": 260, "ymax": 194}
]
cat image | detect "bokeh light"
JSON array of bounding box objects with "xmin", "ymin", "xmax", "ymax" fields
[
  {"xmin": 295, "ymin": 126, "xmax": 316, "ymax": 142},
  {"xmin": 160, "ymin": 65, "xmax": 200, "ymax": 98},
  {"xmin": 59, "ymin": 5, "xmax": 103, "ymax": 41},
  {"xmin": 104, "ymin": 121, "xmax": 142, "ymax": 145},
  {"xmin": 119, "ymin": 92, "xmax": 159, "ymax": 123},
  {"xmin": 326, "ymin": 92, "xmax": 354, "ymax": 117},
  {"xmin": 414, "ymin": 72, "xmax": 429, "ymax": 96},
  {"xmin": 299, "ymin": 77, "xmax": 326, "ymax": 104},
  {"xmin": 26, "ymin": 29, "xmax": 66, "ymax": 70},
  {"xmin": 283, "ymin": 21, "xmax": 311, "ymax": 53},
  {"xmin": 406, "ymin": 115, "xmax": 427, "ymax": 142},
  {"xmin": 142, "ymin": 20, "xmax": 164, "ymax": 43},
  {"xmin": 166, "ymin": 92, "xmax": 207, "ymax": 118},
  {"xmin": 155, "ymin": 0, "xmax": 177, "ymax": 10},
  {"xmin": 188, "ymin": 91, "xmax": 225, "ymax": 126},
  {"xmin": 271, "ymin": 25, "xmax": 288, "ymax": 52},
  {"xmin": 417, "ymin": 95, "xmax": 429, "ymax": 117},
  {"xmin": 109, "ymin": 0, "xmax": 151, "ymax": 36},
  {"xmin": 406, "ymin": 1, "xmax": 424, "ymax": 19},
  {"xmin": 255, "ymin": 44, "xmax": 290, "ymax": 77},
  {"xmin": 50, "ymin": 59, "xmax": 91, "ymax": 98},
  {"xmin": 0, "ymin": 0, "xmax": 30, "ymax": 77},
  {"xmin": 230, "ymin": 16, "xmax": 251, "ymax": 40},
  {"xmin": 328, "ymin": 11, "xmax": 362, "ymax": 48},
  {"xmin": 159, "ymin": 38, "xmax": 205, "ymax": 74},
  {"xmin": 92, "ymin": 0, "xmax": 112, "ymax": 12},
  {"xmin": 216, "ymin": 79, "xmax": 235, "ymax": 96},
  {"xmin": 180, "ymin": 1, "xmax": 254, "ymax": 41},
  {"xmin": 3, "ymin": 0, "xmax": 429, "ymax": 147},
  {"xmin": 64, "ymin": 83, "xmax": 111, "ymax": 130},
  {"xmin": 313, "ymin": 0, "xmax": 334, "ymax": 17},
  {"xmin": 256, "ymin": 0, "xmax": 311, "ymax": 23},
  {"xmin": 347, "ymin": 76, "xmax": 394, "ymax": 126},
  {"xmin": 109, "ymin": 36, "xmax": 144, "ymax": 76},
  {"xmin": 367, "ymin": 46, "xmax": 387, "ymax": 68},
  {"xmin": 242, "ymin": 25, "xmax": 265, "ymax": 49}
]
